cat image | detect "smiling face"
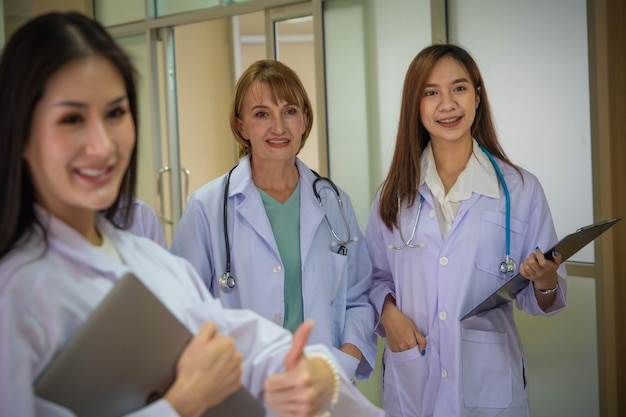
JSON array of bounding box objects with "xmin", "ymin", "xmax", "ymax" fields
[
  {"xmin": 419, "ymin": 55, "xmax": 480, "ymax": 147},
  {"xmin": 236, "ymin": 81, "xmax": 308, "ymax": 168},
  {"xmin": 22, "ymin": 54, "xmax": 135, "ymax": 231}
]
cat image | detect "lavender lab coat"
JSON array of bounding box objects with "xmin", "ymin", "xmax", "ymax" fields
[{"xmin": 366, "ymin": 160, "xmax": 567, "ymax": 417}]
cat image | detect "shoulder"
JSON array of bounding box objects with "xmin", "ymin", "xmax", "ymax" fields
[
  {"xmin": 297, "ymin": 159, "xmax": 354, "ymax": 202},
  {"xmin": 499, "ymin": 162, "xmax": 543, "ymax": 190},
  {"xmin": 0, "ymin": 231, "xmax": 47, "ymax": 285},
  {"xmin": 0, "ymin": 234, "xmax": 77, "ymax": 319},
  {"xmin": 131, "ymin": 199, "xmax": 158, "ymax": 220}
]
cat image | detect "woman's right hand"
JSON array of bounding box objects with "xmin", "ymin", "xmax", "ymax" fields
[
  {"xmin": 381, "ymin": 295, "xmax": 427, "ymax": 353},
  {"xmin": 164, "ymin": 321, "xmax": 243, "ymax": 417}
]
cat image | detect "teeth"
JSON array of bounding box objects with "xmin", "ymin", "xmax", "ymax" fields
[
  {"xmin": 439, "ymin": 117, "xmax": 460, "ymax": 124},
  {"xmin": 77, "ymin": 168, "xmax": 108, "ymax": 177},
  {"xmin": 268, "ymin": 139, "xmax": 288, "ymax": 144}
]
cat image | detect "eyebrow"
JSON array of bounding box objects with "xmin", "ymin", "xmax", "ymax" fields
[
  {"xmin": 54, "ymin": 95, "xmax": 128, "ymax": 109},
  {"xmin": 424, "ymin": 78, "xmax": 471, "ymax": 88}
]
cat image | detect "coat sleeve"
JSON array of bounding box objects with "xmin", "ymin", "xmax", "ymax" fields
[
  {"xmin": 513, "ymin": 174, "xmax": 567, "ymax": 315},
  {"xmin": 177, "ymin": 263, "xmax": 385, "ymax": 417},
  {"xmin": 364, "ymin": 192, "xmax": 397, "ymax": 338},
  {"xmin": 336, "ymin": 191, "xmax": 378, "ymax": 380},
  {"xmin": 129, "ymin": 200, "xmax": 168, "ymax": 250},
  {"xmin": 0, "ymin": 295, "xmax": 46, "ymax": 417},
  {"xmin": 170, "ymin": 193, "xmax": 217, "ymax": 294}
]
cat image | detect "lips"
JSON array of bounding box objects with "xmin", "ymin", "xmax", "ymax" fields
[
  {"xmin": 74, "ymin": 165, "xmax": 114, "ymax": 181},
  {"xmin": 438, "ymin": 116, "xmax": 462, "ymax": 125},
  {"xmin": 266, "ymin": 138, "xmax": 289, "ymax": 145}
]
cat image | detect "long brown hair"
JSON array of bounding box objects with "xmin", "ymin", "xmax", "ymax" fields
[{"xmin": 378, "ymin": 44, "xmax": 516, "ymax": 230}]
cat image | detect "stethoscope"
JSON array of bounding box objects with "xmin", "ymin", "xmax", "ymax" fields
[
  {"xmin": 219, "ymin": 165, "xmax": 357, "ymax": 290},
  {"xmin": 388, "ymin": 145, "xmax": 517, "ymax": 277}
]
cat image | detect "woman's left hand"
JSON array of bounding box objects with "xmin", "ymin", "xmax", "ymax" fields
[
  {"xmin": 519, "ymin": 247, "xmax": 562, "ymax": 290},
  {"xmin": 264, "ymin": 320, "xmax": 335, "ymax": 417}
]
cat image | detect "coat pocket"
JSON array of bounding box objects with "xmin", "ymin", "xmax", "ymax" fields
[
  {"xmin": 474, "ymin": 211, "xmax": 527, "ymax": 277},
  {"xmin": 461, "ymin": 328, "xmax": 512, "ymax": 408},
  {"xmin": 385, "ymin": 343, "xmax": 440, "ymax": 417}
]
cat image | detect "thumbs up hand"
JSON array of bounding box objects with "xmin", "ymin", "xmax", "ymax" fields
[{"xmin": 264, "ymin": 320, "xmax": 337, "ymax": 417}]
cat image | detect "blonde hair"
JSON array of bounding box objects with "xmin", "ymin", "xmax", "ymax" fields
[{"xmin": 229, "ymin": 60, "xmax": 313, "ymax": 158}]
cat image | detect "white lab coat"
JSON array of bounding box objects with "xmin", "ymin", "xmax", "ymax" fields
[
  {"xmin": 170, "ymin": 155, "xmax": 377, "ymax": 380},
  {"xmin": 366, "ymin": 160, "xmax": 567, "ymax": 417},
  {"xmin": 0, "ymin": 208, "xmax": 384, "ymax": 417}
]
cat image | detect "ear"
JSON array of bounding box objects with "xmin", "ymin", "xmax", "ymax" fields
[
  {"xmin": 475, "ymin": 86, "xmax": 481, "ymax": 109},
  {"xmin": 236, "ymin": 118, "xmax": 248, "ymax": 140}
]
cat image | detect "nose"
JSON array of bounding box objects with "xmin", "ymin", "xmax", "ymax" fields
[
  {"xmin": 438, "ymin": 91, "xmax": 456, "ymax": 112},
  {"xmin": 85, "ymin": 120, "xmax": 114, "ymax": 155},
  {"xmin": 270, "ymin": 115, "xmax": 286, "ymax": 134}
]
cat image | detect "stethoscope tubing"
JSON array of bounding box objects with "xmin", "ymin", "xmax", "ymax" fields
[
  {"xmin": 219, "ymin": 165, "xmax": 355, "ymax": 290},
  {"xmin": 391, "ymin": 145, "xmax": 516, "ymax": 276}
]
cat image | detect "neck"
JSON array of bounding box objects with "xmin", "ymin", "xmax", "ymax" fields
[
  {"xmin": 250, "ymin": 158, "xmax": 299, "ymax": 203},
  {"xmin": 431, "ymin": 138, "xmax": 473, "ymax": 194},
  {"xmin": 56, "ymin": 208, "xmax": 102, "ymax": 246}
]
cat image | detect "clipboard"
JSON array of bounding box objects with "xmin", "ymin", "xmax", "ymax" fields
[
  {"xmin": 460, "ymin": 218, "xmax": 621, "ymax": 321},
  {"xmin": 34, "ymin": 273, "xmax": 266, "ymax": 417}
]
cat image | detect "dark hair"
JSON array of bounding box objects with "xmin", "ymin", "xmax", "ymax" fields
[
  {"xmin": 230, "ymin": 59, "xmax": 313, "ymax": 158},
  {"xmin": 0, "ymin": 12, "xmax": 138, "ymax": 257},
  {"xmin": 378, "ymin": 44, "xmax": 518, "ymax": 230}
]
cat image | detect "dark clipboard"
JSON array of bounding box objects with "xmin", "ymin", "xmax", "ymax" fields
[
  {"xmin": 34, "ymin": 273, "xmax": 266, "ymax": 417},
  {"xmin": 460, "ymin": 218, "xmax": 621, "ymax": 321}
]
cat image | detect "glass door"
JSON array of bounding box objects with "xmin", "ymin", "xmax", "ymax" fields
[
  {"xmin": 154, "ymin": 1, "xmax": 325, "ymax": 239},
  {"xmin": 266, "ymin": 1, "xmax": 327, "ymax": 174}
]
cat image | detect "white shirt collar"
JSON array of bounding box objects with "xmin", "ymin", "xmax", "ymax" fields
[{"xmin": 419, "ymin": 138, "xmax": 500, "ymax": 202}]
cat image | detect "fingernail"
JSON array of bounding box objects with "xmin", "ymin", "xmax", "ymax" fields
[
  {"xmin": 421, "ymin": 349, "xmax": 426, "ymax": 356},
  {"xmin": 553, "ymin": 250, "xmax": 558, "ymax": 257},
  {"xmin": 535, "ymin": 246, "xmax": 540, "ymax": 251}
]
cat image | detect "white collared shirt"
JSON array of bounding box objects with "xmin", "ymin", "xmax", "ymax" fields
[{"xmin": 420, "ymin": 139, "xmax": 500, "ymax": 239}]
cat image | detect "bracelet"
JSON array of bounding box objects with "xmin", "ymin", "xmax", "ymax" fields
[
  {"xmin": 535, "ymin": 282, "xmax": 558, "ymax": 295},
  {"xmin": 308, "ymin": 353, "xmax": 340, "ymax": 417}
]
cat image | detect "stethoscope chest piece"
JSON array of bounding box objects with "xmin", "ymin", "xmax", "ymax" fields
[
  {"xmin": 499, "ymin": 255, "xmax": 517, "ymax": 277},
  {"xmin": 219, "ymin": 272, "xmax": 236, "ymax": 290}
]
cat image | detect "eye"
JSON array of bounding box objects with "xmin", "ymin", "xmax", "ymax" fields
[
  {"xmin": 60, "ymin": 114, "xmax": 84, "ymax": 125},
  {"xmin": 285, "ymin": 107, "xmax": 298, "ymax": 116},
  {"xmin": 108, "ymin": 107, "xmax": 128, "ymax": 119},
  {"xmin": 424, "ymin": 90, "xmax": 437, "ymax": 97},
  {"xmin": 254, "ymin": 111, "xmax": 268, "ymax": 118},
  {"xmin": 453, "ymin": 85, "xmax": 467, "ymax": 92}
]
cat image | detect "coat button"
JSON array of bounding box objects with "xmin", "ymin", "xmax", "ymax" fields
[
  {"xmin": 273, "ymin": 265, "xmax": 282, "ymax": 273},
  {"xmin": 439, "ymin": 256, "xmax": 448, "ymax": 266}
]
